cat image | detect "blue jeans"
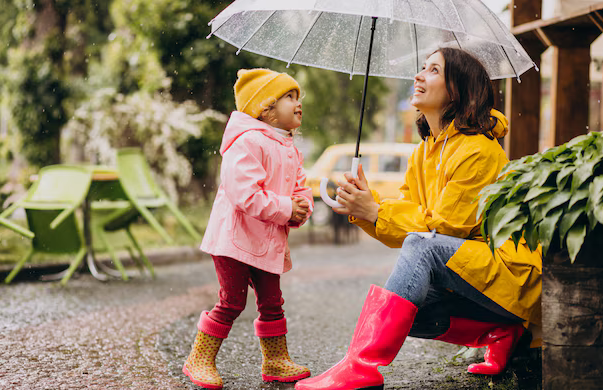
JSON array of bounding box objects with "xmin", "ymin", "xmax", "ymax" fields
[{"xmin": 384, "ymin": 233, "xmax": 523, "ymax": 338}]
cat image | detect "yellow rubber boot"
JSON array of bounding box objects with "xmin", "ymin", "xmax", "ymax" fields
[
  {"xmin": 259, "ymin": 335, "xmax": 311, "ymax": 382},
  {"xmin": 182, "ymin": 331, "xmax": 224, "ymax": 389},
  {"xmin": 182, "ymin": 311, "xmax": 231, "ymax": 389}
]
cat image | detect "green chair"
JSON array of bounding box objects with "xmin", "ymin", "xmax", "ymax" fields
[
  {"xmin": 116, "ymin": 148, "xmax": 202, "ymax": 244},
  {"xmin": 0, "ymin": 216, "xmax": 34, "ymax": 239},
  {"xmin": 90, "ymin": 201, "xmax": 156, "ymax": 280},
  {"xmin": 1, "ymin": 165, "xmax": 91, "ymax": 285}
]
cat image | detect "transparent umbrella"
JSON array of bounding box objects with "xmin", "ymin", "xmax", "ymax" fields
[{"xmin": 208, "ymin": 0, "xmax": 537, "ymax": 207}]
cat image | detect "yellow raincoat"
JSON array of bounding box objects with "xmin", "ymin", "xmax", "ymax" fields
[{"xmin": 351, "ymin": 110, "xmax": 542, "ymax": 346}]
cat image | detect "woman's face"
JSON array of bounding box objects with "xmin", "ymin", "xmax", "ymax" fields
[{"xmin": 410, "ymin": 51, "xmax": 451, "ymax": 113}]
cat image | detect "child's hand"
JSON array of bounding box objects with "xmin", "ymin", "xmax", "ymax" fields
[{"xmin": 290, "ymin": 196, "xmax": 310, "ymax": 223}]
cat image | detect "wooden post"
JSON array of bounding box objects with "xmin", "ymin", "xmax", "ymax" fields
[
  {"xmin": 504, "ymin": 41, "xmax": 546, "ymax": 158},
  {"xmin": 544, "ymin": 24, "xmax": 600, "ymax": 145},
  {"xmin": 491, "ymin": 80, "xmax": 504, "ymax": 112},
  {"xmin": 505, "ymin": 0, "xmax": 545, "ymax": 159},
  {"xmin": 511, "ymin": 0, "xmax": 542, "ymax": 26},
  {"xmin": 549, "ymin": 45, "xmax": 596, "ymax": 145}
]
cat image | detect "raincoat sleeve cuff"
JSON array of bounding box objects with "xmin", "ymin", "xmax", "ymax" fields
[
  {"xmin": 272, "ymin": 195, "xmax": 293, "ymax": 225},
  {"xmin": 348, "ymin": 189, "xmax": 382, "ymax": 238}
]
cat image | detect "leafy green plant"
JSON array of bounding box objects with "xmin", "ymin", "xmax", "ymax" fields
[{"xmin": 478, "ymin": 131, "xmax": 603, "ymax": 262}]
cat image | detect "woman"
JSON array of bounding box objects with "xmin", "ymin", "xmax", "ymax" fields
[{"xmin": 295, "ymin": 48, "xmax": 542, "ymax": 390}]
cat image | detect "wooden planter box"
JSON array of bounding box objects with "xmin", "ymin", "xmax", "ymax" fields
[{"xmin": 542, "ymin": 250, "xmax": 603, "ymax": 389}]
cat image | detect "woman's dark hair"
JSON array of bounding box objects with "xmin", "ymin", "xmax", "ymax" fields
[{"xmin": 416, "ymin": 47, "xmax": 496, "ymax": 140}]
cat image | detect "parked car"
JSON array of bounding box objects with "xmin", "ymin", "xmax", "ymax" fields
[{"xmin": 305, "ymin": 142, "xmax": 418, "ymax": 226}]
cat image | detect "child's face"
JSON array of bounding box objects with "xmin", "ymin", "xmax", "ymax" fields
[{"xmin": 263, "ymin": 89, "xmax": 302, "ymax": 131}]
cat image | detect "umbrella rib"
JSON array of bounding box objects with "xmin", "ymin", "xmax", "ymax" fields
[
  {"xmin": 401, "ymin": 0, "xmax": 420, "ymax": 74},
  {"xmin": 350, "ymin": 15, "xmax": 364, "ymax": 78},
  {"xmin": 206, "ymin": 14, "xmax": 233, "ymax": 39},
  {"xmin": 425, "ymin": 1, "xmax": 465, "ymax": 57},
  {"xmin": 287, "ymin": 11, "xmax": 323, "ymax": 67},
  {"xmin": 451, "ymin": 31, "xmax": 463, "ymax": 50},
  {"xmin": 413, "ymin": 24, "xmax": 419, "ymax": 74},
  {"xmin": 471, "ymin": 4, "xmax": 520, "ymax": 79},
  {"xmin": 449, "ymin": 0, "xmax": 467, "ymax": 33},
  {"xmin": 499, "ymin": 45, "xmax": 519, "ymax": 80},
  {"xmin": 235, "ymin": 10, "xmax": 277, "ymax": 55}
]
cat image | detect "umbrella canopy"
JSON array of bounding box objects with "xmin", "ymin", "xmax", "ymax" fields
[{"xmin": 209, "ymin": 0, "xmax": 536, "ymax": 81}]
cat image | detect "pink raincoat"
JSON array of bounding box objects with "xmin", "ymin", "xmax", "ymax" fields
[{"xmin": 200, "ymin": 111, "xmax": 313, "ymax": 274}]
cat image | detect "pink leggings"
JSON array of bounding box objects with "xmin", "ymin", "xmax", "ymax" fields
[{"xmin": 207, "ymin": 255, "xmax": 285, "ymax": 326}]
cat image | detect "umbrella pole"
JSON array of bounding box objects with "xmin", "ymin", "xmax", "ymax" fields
[{"xmin": 355, "ymin": 16, "xmax": 378, "ymax": 159}]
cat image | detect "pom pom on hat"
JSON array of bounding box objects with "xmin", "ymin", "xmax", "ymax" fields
[{"xmin": 234, "ymin": 68, "xmax": 301, "ymax": 118}]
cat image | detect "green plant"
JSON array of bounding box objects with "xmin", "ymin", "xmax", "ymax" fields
[{"xmin": 478, "ymin": 131, "xmax": 603, "ymax": 262}]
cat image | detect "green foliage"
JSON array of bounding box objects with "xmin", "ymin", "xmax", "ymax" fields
[
  {"xmin": 62, "ymin": 86, "xmax": 227, "ymax": 201},
  {"xmin": 0, "ymin": 0, "xmax": 19, "ymax": 65},
  {"xmin": 478, "ymin": 132, "xmax": 603, "ymax": 263},
  {"xmin": 111, "ymin": 0, "xmax": 387, "ymax": 154},
  {"xmin": 296, "ymin": 70, "xmax": 387, "ymax": 157},
  {"xmin": 1, "ymin": 0, "xmax": 388, "ymax": 203},
  {"xmin": 1, "ymin": 48, "xmax": 68, "ymax": 166}
]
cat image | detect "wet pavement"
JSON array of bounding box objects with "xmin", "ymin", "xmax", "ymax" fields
[{"xmin": 0, "ymin": 230, "xmax": 540, "ymax": 389}]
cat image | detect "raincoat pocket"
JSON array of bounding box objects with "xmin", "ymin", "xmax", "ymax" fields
[{"xmin": 232, "ymin": 210, "xmax": 274, "ymax": 256}]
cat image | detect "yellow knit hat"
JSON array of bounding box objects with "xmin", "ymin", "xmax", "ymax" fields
[{"xmin": 234, "ymin": 68, "xmax": 301, "ymax": 119}]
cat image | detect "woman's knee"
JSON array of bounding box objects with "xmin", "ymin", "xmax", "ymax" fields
[
  {"xmin": 396, "ymin": 235, "xmax": 437, "ymax": 271},
  {"xmin": 401, "ymin": 233, "xmax": 425, "ymax": 252}
]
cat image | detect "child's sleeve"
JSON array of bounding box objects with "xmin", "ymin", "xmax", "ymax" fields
[
  {"xmin": 289, "ymin": 148, "xmax": 314, "ymax": 228},
  {"xmin": 221, "ymin": 133, "xmax": 292, "ymax": 225}
]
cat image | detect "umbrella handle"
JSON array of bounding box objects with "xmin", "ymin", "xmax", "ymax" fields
[{"xmin": 319, "ymin": 157, "xmax": 360, "ymax": 209}]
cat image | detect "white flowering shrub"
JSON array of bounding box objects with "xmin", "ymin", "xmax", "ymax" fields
[{"xmin": 62, "ymin": 87, "xmax": 227, "ymax": 201}]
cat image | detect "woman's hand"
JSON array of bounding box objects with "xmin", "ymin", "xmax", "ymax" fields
[{"xmin": 333, "ymin": 163, "xmax": 379, "ymax": 223}]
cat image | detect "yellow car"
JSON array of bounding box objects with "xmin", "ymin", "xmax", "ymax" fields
[{"xmin": 305, "ymin": 142, "xmax": 418, "ymax": 226}]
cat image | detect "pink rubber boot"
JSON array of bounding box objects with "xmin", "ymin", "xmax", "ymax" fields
[
  {"xmin": 295, "ymin": 285, "xmax": 418, "ymax": 390},
  {"xmin": 435, "ymin": 317, "xmax": 524, "ymax": 375}
]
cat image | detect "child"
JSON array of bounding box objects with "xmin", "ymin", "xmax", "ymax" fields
[{"xmin": 183, "ymin": 68, "xmax": 314, "ymax": 389}]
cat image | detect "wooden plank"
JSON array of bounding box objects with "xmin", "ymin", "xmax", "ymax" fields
[
  {"xmin": 550, "ymin": 46, "xmax": 592, "ymax": 146},
  {"xmin": 542, "ymin": 264, "xmax": 603, "ymax": 346},
  {"xmin": 542, "ymin": 346, "xmax": 603, "ymax": 389},
  {"xmin": 542, "ymin": 263, "xmax": 603, "ymax": 389},
  {"xmin": 543, "ymin": 24, "xmax": 600, "ymax": 47},
  {"xmin": 512, "ymin": 3, "xmax": 603, "ymax": 37}
]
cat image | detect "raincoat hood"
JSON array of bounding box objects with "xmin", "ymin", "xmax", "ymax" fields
[
  {"xmin": 440, "ymin": 109, "xmax": 508, "ymax": 141},
  {"xmin": 489, "ymin": 109, "xmax": 508, "ymax": 139},
  {"xmin": 220, "ymin": 111, "xmax": 290, "ymax": 155}
]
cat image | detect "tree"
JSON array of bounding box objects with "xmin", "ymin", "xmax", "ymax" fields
[
  {"xmin": 113, "ymin": 0, "xmax": 387, "ymax": 164},
  {"xmin": 1, "ymin": 0, "xmax": 388, "ymax": 203}
]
